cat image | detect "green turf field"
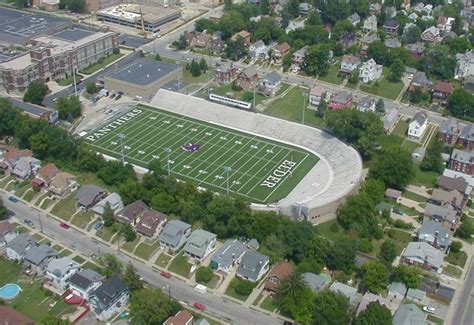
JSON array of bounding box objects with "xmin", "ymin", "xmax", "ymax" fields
[{"xmin": 83, "ymin": 104, "xmax": 319, "ymax": 203}]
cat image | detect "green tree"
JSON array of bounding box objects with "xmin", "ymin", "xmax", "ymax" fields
[
  {"xmin": 456, "ymin": 217, "xmax": 474, "ymax": 239},
  {"xmin": 303, "ymin": 44, "xmax": 331, "ymax": 76},
  {"xmin": 59, "ymin": 0, "xmax": 86, "ymax": 13},
  {"xmin": 355, "ymin": 301, "xmax": 392, "ymax": 325},
  {"xmin": 450, "ymin": 241, "xmax": 462, "ymax": 253},
  {"xmin": 196, "ymin": 266, "xmax": 214, "ymax": 283},
  {"xmin": 121, "ymin": 224, "xmax": 137, "ymax": 242},
  {"xmin": 326, "ymin": 239, "xmax": 357, "ymax": 273},
  {"xmin": 199, "ymin": 58, "xmax": 208, "ymax": 72},
  {"xmin": 102, "ymin": 202, "xmax": 115, "ymax": 227},
  {"xmin": 224, "ymin": 38, "xmax": 248, "ymax": 61},
  {"xmin": 421, "ymin": 136, "xmax": 444, "ymax": 173},
  {"xmin": 388, "ymin": 59, "xmax": 404, "ymax": 82},
  {"xmin": 378, "ymin": 240, "xmax": 398, "ymax": 266},
  {"xmin": 97, "ymin": 160, "xmax": 136, "ymax": 186},
  {"xmin": 376, "ymin": 99, "xmax": 385, "ymax": 113},
  {"xmin": 129, "ymin": 288, "xmax": 180, "ymax": 324},
  {"xmin": 361, "ymin": 178, "xmax": 385, "ymax": 204},
  {"xmin": 190, "ymin": 60, "xmax": 202, "ymax": 77},
  {"xmin": 172, "ymin": 34, "xmax": 187, "ymax": 50},
  {"xmin": 233, "ymin": 278, "xmax": 254, "ymax": 295},
  {"xmin": 370, "ymin": 148, "xmax": 414, "ymax": 189},
  {"xmin": 402, "ymin": 25, "xmax": 422, "ymax": 44},
  {"xmin": 393, "ymin": 265, "xmax": 421, "ymax": 288},
  {"xmin": 276, "ymin": 272, "xmax": 314, "ymax": 324},
  {"xmin": 444, "ymin": 36, "xmax": 472, "ymax": 55},
  {"xmin": 424, "ymin": 46, "xmax": 456, "ymax": 80},
  {"xmin": 123, "ymin": 261, "xmax": 143, "ymax": 292},
  {"xmin": 23, "ymin": 81, "xmax": 49, "ymax": 105},
  {"xmin": 155, "ymin": 53, "xmax": 162, "ymax": 61},
  {"xmin": 38, "ymin": 314, "xmax": 70, "ymax": 325},
  {"xmin": 316, "ymin": 100, "xmax": 327, "ymax": 118},
  {"xmin": 361, "ymin": 261, "xmax": 389, "ymax": 293},
  {"xmin": 260, "ymin": 0, "xmax": 270, "ymax": 15},
  {"xmin": 311, "ymin": 290, "xmax": 350, "ymax": 325},
  {"xmin": 349, "ymin": 69, "xmax": 360, "ymax": 84},
  {"xmin": 56, "ymin": 95, "xmax": 82, "ymax": 121},
  {"xmin": 85, "ymin": 82, "xmax": 98, "ymax": 94},
  {"xmin": 337, "ymin": 192, "xmax": 381, "ymax": 239},
  {"xmin": 0, "ymin": 197, "xmax": 7, "ymax": 221},
  {"xmin": 286, "ymin": 0, "xmax": 300, "ymax": 18},
  {"xmin": 446, "ymin": 88, "xmax": 474, "ymax": 120},
  {"xmin": 367, "ymin": 41, "xmax": 390, "ymax": 65},
  {"xmin": 99, "ymin": 254, "xmax": 123, "ymax": 277}
]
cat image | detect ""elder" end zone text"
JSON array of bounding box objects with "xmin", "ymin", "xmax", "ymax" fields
[{"xmin": 260, "ymin": 160, "xmax": 297, "ymax": 188}]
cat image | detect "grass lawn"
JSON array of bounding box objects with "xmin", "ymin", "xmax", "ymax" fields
[
  {"xmin": 211, "ymin": 82, "xmax": 266, "ymax": 106},
  {"xmin": 385, "ymin": 228, "xmax": 413, "ymax": 254},
  {"xmin": 392, "ymin": 119, "xmax": 409, "ymax": 138},
  {"xmin": 265, "ymin": 86, "xmax": 326, "ymax": 129},
  {"xmin": 23, "ymin": 189, "xmax": 38, "ymax": 202},
  {"xmin": 318, "ymin": 63, "xmax": 343, "ymax": 85},
  {"xmin": 60, "ymin": 249, "xmax": 72, "ymax": 257},
  {"xmin": 359, "ymin": 68, "xmax": 404, "ymax": 100},
  {"xmin": 50, "ymin": 194, "xmax": 77, "ymax": 221},
  {"xmin": 121, "ymin": 236, "xmax": 141, "ymax": 253},
  {"xmin": 225, "ymin": 278, "xmax": 251, "ymax": 301},
  {"xmin": 260, "ymin": 296, "xmax": 277, "ymax": 312},
  {"xmin": 442, "ymin": 264, "xmax": 463, "ymax": 279},
  {"xmin": 446, "ymin": 250, "xmax": 468, "ymax": 268},
  {"xmin": 0, "ymin": 175, "xmax": 14, "ymax": 188},
  {"xmin": 15, "ymin": 225, "xmax": 30, "ymax": 233},
  {"xmin": 162, "ymin": 56, "xmax": 213, "ymax": 84},
  {"xmin": 57, "ymin": 74, "xmax": 83, "ymax": 86},
  {"xmin": 426, "ymin": 315, "xmax": 444, "ymax": 325},
  {"xmin": 34, "ymin": 192, "xmax": 49, "ymax": 205},
  {"xmin": 15, "ymin": 184, "xmax": 31, "ymax": 197},
  {"xmin": 82, "ymin": 261, "xmax": 100, "ymax": 272},
  {"xmin": 134, "ymin": 240, "xmax": 161, "ymax": 260},
  {"xmin": 168, "ymin": 254, "xmax": 192, "ymax": 278},
  {"xmin": 81, "ymin": 52, "xmax": 123, "ymax": 74},
  {"xmin": 207, "ymin": 274, "xmax": 221, "ymax": 289},
  {"xmin": 97, "ymin": 226, "xmax": 117, "ymax": 242},
  {"xmin": 315, "ymin": 219, "xmax": 346, "ymax": 242},
  {"xmin": 411, "ymin": 165, "xmax": 439, "ymax": 188},
  {"xmin": 70, "ymin": 211, "xmax": 95, "ymax": 229},
  {"xmin": 33, "ymin": 233, "xmax": 46, "ymax": 241},
  {"xmin": 52, "ymin": 244, "xmax": 64, "ymax": 252},
  {"xmin": 40, "ymin": 198, "xmax": 54, "ymax": 210},
  {"xmin": 72, "ymin": 255, "xmax": 86, "ymax": 264},
  {"xmin": 401, "ymin": 139, "xmax": 421, "ymax": 153},
  {"xmin": 378, "ymin": 133, "xmax": 404, "ymax": 149},
  {"xmin": 155, "ymin": 253, "xmax": 173, "ymax": 268},
  {"xmin": 402, "ymin": 191, "xmax": 428, "ymax": 203},
  {"xmin": 5, "ymin": 181, "xmax": 16, "ymax": 191}
]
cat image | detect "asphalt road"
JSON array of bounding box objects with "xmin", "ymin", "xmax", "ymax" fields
[
  {"xmin": 451, "ymin": 258, "xmax": 474, "ymax": 325},
  {"xmin": 1, "ymin": 191, "xmax": 283, "ymax": 325}
]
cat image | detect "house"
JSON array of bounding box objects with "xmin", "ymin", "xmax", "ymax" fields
[
  {"xmin": 437, "ymin": 16, "xmax": 455, "ymax": 32},
  {"xmin": 385, "ymin": 188, "xmax": 402, "ymax": 202},
  {"xmin": 339, "ymin": 55, "xmax": 361, "ymax": 77},
  {"xmin": 0, "ymin": 220, "xmax": 16, "ymax": 247},
  {"xmin": 384, "ymin": 19, "xmax": 400, "ymax": 35},
  {"xmin": 402, "ymin": 242, "xmax": 444, "ymax": 272},
  {"xmin": 23, "ymin": 244, "xmax": 59, "ymax": 274},
  {"xmin": 231, "ymin": 30, "xmax": 251, "ymax": 46},
  {"xmin": 135, "ymin": 209, "xmax": 167, "ymax": 239},
  {"xmin": 408, "ymin": 112, "xmax": 428, "ymax": 139},
  {"xmin": 437, "ymin": 175, "xmax": 469, "ymax": 195},
  {"xmin": 383, "ymin": 109, "xmax": 399, "ymax": 133},
  {"xmin": 0, "ymin": 306, "xmax": 34, "ymax": 325},
  {"xmin": 190, "ymin": 32, "xmax": 211, "ymax": 49},
  {"xmin": 356, "ymin": 292, "xmax": 391, "ymax": 316},
  {"xmin": 183, "ymin": 229, "xmax": 217, "ymax": 262},
  {"xmin": 393, "ymin": 304, "xmax": 426, "ymax": 325},
  {"xmin": 6, "ymin": 233, "xmax": 36, "ymax": 261},
  {"xmin": 215, "ymin": 62, "xmax": 237, "ymax": 85},
  {"xmin": 285, "ymin": 19, "xmax": 306, "ymax": 33},
  {"xmin": 236, "ymin": 250, "xmax": 270, "ymax": 283},
  {"xmin": 424, "ymin": 203, "xmax": 459, "ymax": 230},
  {"xmin": 164, "ymin": 311, "xmax": 194, "ymax": 325},
  {"xmin": 359, "ymin": 59, "xmax": 383, "ymax": 83},
  {"xmin": 292, "ymin": 46, "xmax": 308, "ymax": 65},
  {"xmin": 385, "ymin": 6, "xmax": 397, "ymax": 18},
  {"xmin": 210, "ymin": 239, "xmax": 247, "ymax": 274},
  {"xmin": 406, "ymin": 42, "xmax": 425, "ymax": 60},
  {"xmin": 302, "ymin": 273, "xmax": 329, "ymax": 292},
  {"xmin": 409, "ymin": 72, "xmax": 432, "ymax": 92},
  {"xmin": 418, "ymin": 220, "xmax": 452, "ymax": 252},
  {"xmin": 115, "ymin": 200, "xmax": 148, "ymax": 225},
  {"xmin": 388, "ymin": 282, "xmax": 407, "ymax": 300},
  {"xmin": 237, "ymin": 66, "xmax": 259, "ymax": 89},
  {"xmin": 412, "ymin": 147, "xmax": 426, "ymax": 163},
  {"xmin": 329, "ymin": 91, "xmax": 352, "ymax": 109},
  {"xmin": 429, "ymin": 188, "xmax": 464, "ymax": 210},
  {"xmin": 375, "ymin": 202, "xmax": 393, "ymax": 215},
  {"xmin": 159, "ymin": 220, "xmax": 192, "ymax": 251},
  {"xmin": 408, "ymin": 12, "xmax": 419, "ymax": 21},
  {"xmin": 457, "ymin": 124, "xmax": 474, "ymax": 151},
  {"xmin": 31, "ymin": 163, "xmax": 59, "ymax": 189},
  {"xmin": 210, "ymin": 38, "xmax": 226, "ymax": 55},
  {"xmin": 340, "ymin": 31, "xmax": 357, "ymax": 48},
  {"xmin": 12, "ymin": 157, "xmax": 41, "ymax": 179},
  {"xmin": 406, "ymin": 288, "xmax": 426, "ymax": 304},
  {"xmin": 247, "ymin": 238, "xmax": 259, "ymax": 250},
  {"xmin": 421, "ymin": 26, "xmax": 442, "ymax": 43},
  {"xmin": 455, "ymin": 50, "xmax": 474, "ymax": 79},
  {"xmin": 92, "ymin": 193, "xmax": 124, "ymax": 216},
  {"xmin": 362, "ymin": 15, "xmax": 378, "ymax": 33},
  {"xmin": 449, "ymin": 149, "xmax": 474, "ymax": 175},
  {"xmin": 49, "ymin": 172, "xmax": 77, "ymax": 197},
  {"xmin": 310, "ymin": 86, "xmax": 326, "ymax": 107},
  {"xmin": 385, "ymin": 38, "xmax": 402, "ymax": 48},
  {"xmin": 68, "ymin": 269, "xmax": 104, "ymax": 299},
  {"xmin": 357, "ymin": 96, "xmax": 376, "ymax": 112},
  {"xmin": 260, "ymin": 71, "xmax": 282, "ymax": 96},
  {"xmin": 439, "ymin": 119, "xmax": 461, "ymax": 145},
  {"xmin": 264, "ymin": 261, "xmax": 294, "ymax": 293},
  {"xmin": 329, "ymin": 282, "xmax": 361, "ymax": 306},
  {"xmin": 0, "ymin": 147, "xmax": 32, "ymax": 171},
  {"xmin": 348, "ymin": 12, "xmax": 361, "ymax": 26},
  {"xmin": 360, "ymin": 33, "xmax": 380, "ymax": 55},
  {"xmin": 249, "ymin": 40, "xmax": 268, "ymax": 60},
  {"xmin": 432, "ymin": 81, "xmax": 455, "ymax": 103},
  {"xmin": 76, "ymin": 185, "xmax": 107, "ymax": 209},
  {"xmin": 88, "ymin": 276, "xmax": 129, "ymax": 321},
  {"xmin": 273, "ymin": 42, "xmax": 291, "ymax": 62},
  {"xmin": 46, "ymin": 256, "xmax": 81, "ymax": 291},
  {"xmin": 369, "ymin": 2, "xmax": 382, "ymax": 15},
  {"xmin": 299, "ymin": 2, "xmax": 313, "ymax": 16}
]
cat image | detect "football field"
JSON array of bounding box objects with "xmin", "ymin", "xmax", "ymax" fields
[{"xmin": 83, "ymin": 104, "xmax": 319, "ymax": 203}]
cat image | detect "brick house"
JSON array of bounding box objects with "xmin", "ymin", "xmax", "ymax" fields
[
  {"xmin": 264, "ymin": 261, "xmax": 294, "ymax": 294},
  {"xmin": 432, "ymin": 81, "xmax": 454, "ymax": 104},
  {"xmin": 449, "ymin": 149, "xmax": 474, "ymax": 175},
  {"xmin": 215, "ymin": 62, "xmax": 237, "ymax": 85}
]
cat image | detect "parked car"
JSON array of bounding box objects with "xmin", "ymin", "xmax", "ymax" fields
[
  {"xmin": 60, "ymin": 222, "xmax": 70, "ymax": 229},
  {"xmin": 423, "ymin": 306, "xmax": 436, "ymax": 314},
  {"xmin": 393, "ymin": 208, "xmax": 404, "ymax": 215},
  {"xmin": 193, "ymin": 302, "xmax": 206, "ymax": 311},
  {"xmin": 23, "ymin": 219, "xmax": 34, "ymax": 226},
  {"xmin": 160, "ymin": 271, "xmax": 172, "ymax": 278},
  {"xmin": 115, "ymin": 94, "xmax": 122, "ymax": 100},
  {"xmin": 110, "ymin": 93, "xmax": 116, "ymax": 99},
  {"xmin": 8, "ymin": 196, "xmax": 18, "ymax": 203},
  {"xmin": 94, "ymin": 222, "xmax": 103, "ymax": 231}
]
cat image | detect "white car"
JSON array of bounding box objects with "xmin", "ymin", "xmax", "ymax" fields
[{"xmin": 423, "ymin": 306, "xmax": 436, "ymax": 314}]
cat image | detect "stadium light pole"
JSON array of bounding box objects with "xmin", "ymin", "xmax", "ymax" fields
[
  {"xmin": 118, "ymin": 133, "xmax": 125, "ymax": 165},
  {"xmin": 302, "ymin": 92, "xmax": 308, "ymax": 125},
  {"xmin": 176, "ymin": 60, "xmax": 181, "ymax": 93},
  {"xmin": 164, "ymin": 148, "xmax": 172, "ymax": 176},
  {"xmin": 72, "ymin": 47, "xmax": 78, "ymax": 96},
  {"xmin": 224, "ymin": 166, "xmax": 232, "ymax": 196}
]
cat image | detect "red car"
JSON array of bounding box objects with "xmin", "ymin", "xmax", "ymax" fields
[
  {"xmin": 193, "ymin": 303, "xmax": 206, "ymax": 311},
  {"xmin": 60, "ymin": 222, "xmax": 70, "ymax": 229},
  {"xmin": 160, "ymin": 271, "xmax": 172, "ymax": 278}
]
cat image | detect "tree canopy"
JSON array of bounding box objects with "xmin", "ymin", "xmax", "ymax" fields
[
  {"xmin": 56, "ymin": 96, "xmax": 82, "ymax": 121},
  {"xmin": 361, "ymin": 261, "xmax": 390, "ymax": 293},
  {"xmin": 23, "ymin": 82, "xmax": 49, "ymax": 105},
  {"xmin": 311, "ymin": 290, "xmax": 350, "ymax": 325},
  {"xmin": 370, "ymin": 148, "xmax": 414, "ymax": 189},
  {"xmin": 129, "ymin": 288, "xmax": 180, "ymax": 324},
  {"xmin": 355, "ymin": 301, "xmax": 392, "ymax": 325},
  {"xmin": 393, "ymin": 265, "xmax": 421, "ymax": 289}
]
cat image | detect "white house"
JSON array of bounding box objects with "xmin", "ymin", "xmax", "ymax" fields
[
  {"xmin": 236, "ymin": 250, "xmax": 270, "ymax": 283},
  {"xmin": 260, "ymin": 71, "xmax": 282, "ymax": 96},
  {"xmin": 408, "ymin": 112, "xmax": 428, "ymax": 139},
  {"xmin": 310, "ymin": 86, "xmax": 326, "ymax": 107},
  {"xmin": 6, "ymin": 233, "xmax": 36, "ymax": 261},
  {"xmin": 183, "ymin": 229, "xmax": 217, "ymax": 262},
  {"xmin": 12, "ymin": 157, "xmax": 41, "ymax": 179},
  {"xmin": 159, "ymin": 220, "xmax": 192, "ymax": 252},
  {"xmin": 339, "ymin": 55, "xmax": 361, "ymax": 76},
  {"xmin": 210, "ymin": 239, "xmax": 247, "ymax": 274},
  {"xmin": 357, "ymin": 96, "xmax": 376, "ymax": 112},
  {"xmin": 363, "ymin": 15, "xmax": 378, "ymax": 33},
  {"xmin": 88, "ymin": 276, "xmax": 129, "ymax": 321},
  {"xmin": 455, "ymin": 50, "xmax": 474, "ymax": 79},
  {"xmin": 285, "ymin": 19, "xmax": 306, "ymax": 33},
  {"xmin": 249, "ymin": 40, "xmax": 268, "ymax": 60},
  {"xmin": 348, "ymin": 12, "xmax": 361, "ymax": 26},
  {"xmin": 359, "ymin": 59, "xmax": 383, "ymax": 83},
  {"xmin": 68, "ymin": 269, "xmax": 104, "ymax": 299},
  {"xmin": 46, "ymin": 256, "xmax": 81, "ymax": 292},
  {"xmin": 91, "ymin": 192, "xmax": 124, "ymax": 216}
]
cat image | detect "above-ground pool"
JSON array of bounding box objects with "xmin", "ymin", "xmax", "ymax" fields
[{"xmin": 0, "ymin": 283, "xmax": 21, "ymax": 300}]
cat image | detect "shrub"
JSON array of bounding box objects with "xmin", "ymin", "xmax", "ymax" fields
[
  {"xmin": 392, "ymin": 219, "xmax": 414, "ymax": 230},
  {"xmin": 196, "ymin": 266, "xmax": 214, "ymax": 283},
  {"xmin": 233, "ymin": 279, "xmax": 254, "ymax": 296},
  {"xmin": 330, "ymin": 222, "xmax": 341, "ymax": 233},
  {"xmin": 450, "ymin": 241, "xmax": 462, "ymax": 253},
  {"xmin": 358, "ymin": 239, "xmax": 373, "ymax": 253}
]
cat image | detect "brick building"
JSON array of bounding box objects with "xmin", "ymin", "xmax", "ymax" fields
[{"xmin": 449, "ymin": 149, "xmax": 474, "ymax": 175}]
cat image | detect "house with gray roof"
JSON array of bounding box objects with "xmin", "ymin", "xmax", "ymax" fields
[
  {"xmin": 406, "ymin": 288, "xmax": 426, "ymax": 304},
  {"xmin": 46, "ymin": 256, "xmax": 81, "ymax": 291},
  {"xmin": 247, "ymin": 238, "xmax": 259, "ymax": 250},
  {"xmin": 348, "ymin": 12, "xmax": 361, "ymax": 26},
  {"xmin": 210, "ymin": 239, "xmax": 247, "ymax": 274},
  {"xmin": 375, "ymin": 202, "xmax": 393, "ymax": 215},
  {"xmin": 458, "ymin": 123, "xmax": 474, "ymax": 150},
  {"xmin": 236, "ymin": 250, "xmax": 270, "ymax": 283},
  {"xmin": 402, "ymin": 242, "xmax": 444, "ymax": 272},
  {"xmin": 91, "ymin": 193, "xmax": 124, "ymax": 216},
  {"xmin": 424, "ymin": 202, "xmax": 459, "ymax": 231},
  {"xmin": 260, "ymin": 71, "xmax": 282, "ymax": 96},
  {"xmin": 437, "ymin": 175, "xmax": 469, "ymax": 195},
  {"xmin": 329, "ymin": 281, "xmax": 361, "ymax": 306},
  {"xmin": 88, "ymin": 276, "xmax": 129, "ymax": 321},
  {"xmin": 69, "ymin": 269, "xmax": 104, "ymax": 299},
  {"xmin": 412, "ymin": 147, "xmax": 426, "ymax": 163},
  {"xmin": 0, "ymin": 220, "xmax": 16, "ymax": 247},
  {"xmin": 449, "ymin": 149, "xmax": 474, "ymax": 176},
  {"xmin": 24, "ymin": 244, "xmax": 59, "ymax": 274},
  {"xmin": 159, "ymin": 220, "xmax": 192, "ymax": 252},
  {"xmin": 393, "ymin": 304, "xmax": 426, "ymax": 325},
  {"xmin": 383, "ymin": 109, "xmax": 399, "ymax": 133},
  {"xmin": 408, "ymin": 112, "xmax": 428, "ymax": 139},
  {"xmin": 357, "ymin": 96, "xmax": 376, "ymax": 112},
  {"xmin": 388, "ymin": 282, "xmax": 407, "ymax": 300},
  {"xmin": 356, "ymin": 292, "xmax": 391, "ymax": 316},
  {"xmin": 302, "ymin": 273, "xmax": 329, "ymax": 292},
  {"xmin": 409, "ymin": 71, "xmax": 432, "ymax": 92},
  {"xmin": 12, "ymin": 156, "xmax": 41, "ymax": 179},
  {"xmin": 76, "ymin": 185, "xmax": 107, "ymax": 209},
  {"xmin": 418, "ymin": 220, "xmax": 451, "ymax": 252},
  {"xmin": 183, "ymin": 229, "xmax": 217, "ymax": 262},
  {"xmin": 5, "ymin": 233, "xmax": 36, "ymax": 262}
]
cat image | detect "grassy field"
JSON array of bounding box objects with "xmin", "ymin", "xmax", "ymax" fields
[
  {"xmin": 121, "ymin": 236, "xmax": 141, "ymax": 253},
  {"xmin": 97, "ymin": 226, "xmax": 117, "ymax": 242},
  {"xmin": 318, "ymin": 63, "xmax": 343, "ymax": 85},
  {"xmin": 50, "ymin": 194, "xmax": 77, "ymax": 221},
  {"xmin": 260, "ymin": 296, "xmax": 277, "ymax": 312},
  {"xmin": 72, "ymin": 255, "xmax": 86, "ymax": 264},
  {"xmin": 81, "ymin": 53, "xmax": 123, "ymax": 74},
  {"xmin": 0, "ymin": 175, "xmax": 14, "ymax": 188},
  {"xmin": 23, "ymin": 189, "xmax": 38, "ymax": 202},
  {"xmin": 446, "ymin": 250, "xmax": 467, "ymax": 268},
  {"xmin": 315, "ymin": 219, "xmax": 346, "ymax": 242},
  {"xmin": 385, "ymin": 228, "xmax": 413, "ymax": 254},
  {"xmin": 401, "ymin": 139, "xmax": 421, "ymax": 153},
  {"xmin": 443, "ymin": 264, "xmax": 463, "ymax": 279},
  {"xmin": 210, "ymin": 82, "xmax": 266, "ymax": 106},
  {"xmin": 265, "ymin": 86, "xmax": 326, "ymax": 129},
  {"xmin": 70, "ymin": 211, "xmax": 95, "ymax": 229},
  {"xmin": 84, "ymin": 104, "xmax": 319, "ymax": 203},
  {"xmin": 57, "ymin": 74, "xmax": 83, "ymax": 86},
  {"xmin": 168, "ymin": 254, "xmax": 192, "ymax": 278},
  {"xmin": 411, "ymin": 165, "xmax": 439, "ymax": 188},
  {"xmin": 155, "ymin": 253, "xmax": 173, "ymax": 268},
  {"xmin": 135, "ymin": 240, "xmax": 161, "ymax": 260},
  {"xmin": 392, "ymin": 119, "xmax": 409, "ymax": 138},
  {"xmin": 15, "ymin": 183, "xmax": 31, "ymax": 197},
  {"xmin": 402, "ymin": 191, "xmax": 428, "ymax": 203},
  {"xmin": 359, "ymin": 68, "xmax": 404, "ymax": 100}
]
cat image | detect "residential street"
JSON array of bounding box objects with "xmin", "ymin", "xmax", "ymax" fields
[
  {"xmin": 0, "ymin": 190, "xmax": 284, "ymax": 325},
  {"xmin": 449, "ymin": 257, "xmax": 474, "ymax": 325}
]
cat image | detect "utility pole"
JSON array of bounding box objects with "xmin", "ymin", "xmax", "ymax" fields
[
  {"xmin": 37, "ymin": 211, "xmax": 43, "ymax": 234},
  {"xmin": 253, "ymin": 86, "xmax": 256, "ymax": 110},
  {"xmin": 224, "ymin": 166, "xmax": 232, "ymax": 195},
  {"xmin": 118, "ymin": 133, "xmax": 125, "ymax": 165},
  {"xmin": 176, "ymin": 60, "xmax": 181, "ymax": 93},
  {"xmin": 72, "ymin": 50, "xmax": 77, "ymax": 96},
  {"xmin": 164, "ymin": 148, "xmax": 172, "ymax": 176},
  {"xmin": 302, "ymin": 92, "xmax": 308, "ymax": 125}
]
